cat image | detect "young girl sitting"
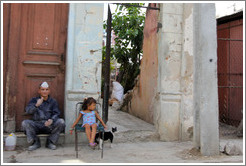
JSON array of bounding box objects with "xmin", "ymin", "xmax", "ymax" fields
[{"xmin": 70, "ymin": 97, "xmax": 107, "ymax": 148}]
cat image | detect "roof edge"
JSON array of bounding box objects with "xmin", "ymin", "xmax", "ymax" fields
[{"xmin": 217, "ymin": 10, "xmax": 243, "ymax": 25}]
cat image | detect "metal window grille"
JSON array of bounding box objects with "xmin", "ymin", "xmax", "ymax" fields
[{"xmin": 217, "ymin": 18, "xmax": 243, "ymax": 138}]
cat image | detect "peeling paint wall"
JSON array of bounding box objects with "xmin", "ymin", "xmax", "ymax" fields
[
  {"xmin": 64, "ymin": 3, "xmax": 104, "ymax": 143},
  {"xmin": 129, "ymin": 3, "xmax": 195, "ymax": 141},
  {"xmin": 179, "ymin": 3, "xmax": 194, "ymax": 141},
  {"xmin": 155, "ymin": 3, "xmax": 218, "ymax": 145},
  {"xmin": 129, "ymin": 4, "xmax": 159, "ymax": 124}
]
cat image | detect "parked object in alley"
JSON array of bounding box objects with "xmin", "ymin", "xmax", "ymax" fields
[
  {"xmin": 5, "ymin": 133, "xmax": 17, "ymax": 151},
  {"xmin": 95, "ymin": 127, "xmax": 117, "ymax": 149},
  {"xmin": 109, "ymin": 79, "xmax": 124, "ymax": 106},
  {"xmin": 120, "ymin": 90, "xmax": 133, "ymax": 113}
]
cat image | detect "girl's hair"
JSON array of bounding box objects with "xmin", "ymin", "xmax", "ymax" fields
[{"xmin": 82, "ymin": 97, "xmax": 97, "ymax": 110}]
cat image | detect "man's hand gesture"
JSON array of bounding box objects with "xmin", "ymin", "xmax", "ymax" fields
[{"xmin": 36, "ymin": 97, "xmax": 44, "ymax": 107}]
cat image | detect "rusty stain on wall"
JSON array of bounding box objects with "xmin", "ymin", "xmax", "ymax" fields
[{"xmin": 127, "ymin": 4, "xmax": 159, "ymax": 124}]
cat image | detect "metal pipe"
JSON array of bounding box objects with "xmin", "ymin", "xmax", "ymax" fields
[{"xmin": 102, "ymin": 5, "xmax": 112, "ymax": 123}]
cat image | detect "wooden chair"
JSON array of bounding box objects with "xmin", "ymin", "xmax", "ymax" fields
[{"xmin": 74, "ymin": 102, "xmax": 105, "ymax": 158}]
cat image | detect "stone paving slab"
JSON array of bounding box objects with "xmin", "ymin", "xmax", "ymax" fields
[{"xmin": 2, "ymin": 107, "xmax": 244, "ymax": 164}]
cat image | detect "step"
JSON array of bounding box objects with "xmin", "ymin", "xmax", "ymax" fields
[
  {"xmin": 3, "ymin": 108, "xmax": 160, "ymax": 147},
  {"xmin": 3, "ymin": 132, "xmax": 65, "ymax": 148},
  {"xmin": 113, "ymin": 130, "xmax": 160, "ymax": 143}
]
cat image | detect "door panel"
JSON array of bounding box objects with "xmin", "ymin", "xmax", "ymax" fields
[{"xmin": 10, "ymin": 3, "xmax": 68, "ymax": 130}]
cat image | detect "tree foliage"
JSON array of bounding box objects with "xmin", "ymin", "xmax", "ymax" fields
[{"xmin": 103, "ymin": 3, "xmax": 146, "ymax": 93}]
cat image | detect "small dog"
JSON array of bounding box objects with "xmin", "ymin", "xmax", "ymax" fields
[{"xmin": 95, "ymin": 127, "xmax": 117, "ymax": 149}]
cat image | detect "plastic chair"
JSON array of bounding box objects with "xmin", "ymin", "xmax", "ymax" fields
[{"xmin": 74, "ymin": 102, "xmax": 105, "ymax": 158}]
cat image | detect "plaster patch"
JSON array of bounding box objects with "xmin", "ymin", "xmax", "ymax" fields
[{"xmin": 183, "ymin": 7, "xmax": 193, "ymax": 56}]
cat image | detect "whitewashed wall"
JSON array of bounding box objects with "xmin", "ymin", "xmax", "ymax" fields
[{"xmin": 64, "ymin": 3, "xmax": 104, "ymax": 143}]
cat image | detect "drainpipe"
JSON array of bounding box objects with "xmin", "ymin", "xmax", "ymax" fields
[{"xmin": 102, "ymin": 5, "xmax": 112, "ymax": 123}]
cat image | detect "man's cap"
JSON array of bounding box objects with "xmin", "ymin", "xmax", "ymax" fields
[{"xmin": 40, "ymin": 81, "xmax": 49, "ymax": 88}]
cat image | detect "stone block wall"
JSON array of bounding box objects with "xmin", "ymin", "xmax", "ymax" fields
[{"xmin": 155, "ymin": 3, "xmax": 185, "ymax": 141}]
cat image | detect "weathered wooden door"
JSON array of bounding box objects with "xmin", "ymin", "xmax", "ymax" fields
[{"xmin": 4, "ymin": 3, "xmax": 68, "ymax": 131}]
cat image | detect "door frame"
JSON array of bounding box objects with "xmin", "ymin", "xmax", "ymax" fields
[{"xmin": 3, "ymin": 4, "xmax": 22, "ymax": 132}]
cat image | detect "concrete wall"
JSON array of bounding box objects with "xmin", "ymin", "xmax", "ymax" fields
[
  {"xmin": 128, "ymin": 4, "xmax": 159, "ymax": 124},
  {"xmin": 193, "ymin": 3, "xmax": 219, "ymax": 156},
  {"xmin": 64, "ymin": 3, "xmax": 104, "ymax": 143},
  {"xmin": 128, "ymin": 3, "xmax": 194, "ymax": 141},
  {"xmin": 156, "ymin": 3, "xmax": 219, "ymax": 155},
  {"xmin": 179, "ymin": 4, "xmax": 194, "ymax": 141},
  {"xmin": 129, "ymin": 4, "xmax": 218, "ymax": 148},
  {"xmin": 155, "ymin": 3, "xmax": 185, "ymax": 141}
]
